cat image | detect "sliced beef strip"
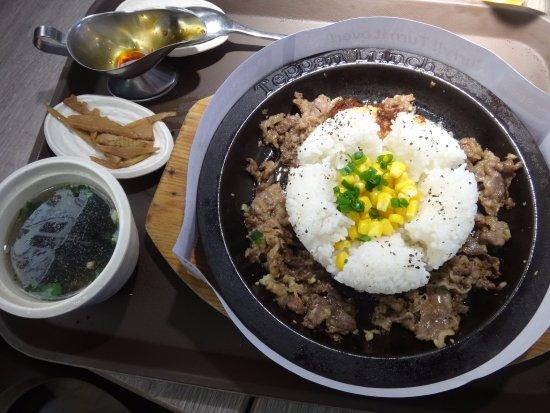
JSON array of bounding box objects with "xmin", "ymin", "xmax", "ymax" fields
[
  {"xmin": 246, "ymin": 158, "xmax": 279, "ymax": 190},
  {"xmin": 432, "ymin": 254, "xmax": 501, "ymax": 293},
  {"xmin": 411, "ymin": 290, "xmax": 460, "ymax": 348},
  {"xmin": 460, "ymin": 234, "xmax": 488, "ymax": 256},
  {"xmin": 377, "ymin": 94, "xmax": 415, "ymax": 137},
  {"xmin": 373, "ymin": 252, "xmax": 500, "ymax": 348},
  {"xmin": 459, "ymin": 137, "xmax": 484, "ymax": 163},
  {"xmin": 259, "ymin": 272, "xmax": 357, "ymax": 336},
  {"xmin": 459, "ymin": 138, "xmax": 522, "ymax": 216},
  {"xmin": 244, "ymin": 183, "xmax": 294, "ymax": 277},
  {"xmin": 372, "ymin": 296, "xmax": 415, "ymax": 332},
  {"xmin": 475, "ymin": 213, "xmax": 511, "ymax": 247},
  {"xmin": 302, "ymin": 292, "xmax": 357, "ymax": 335},
  {"xmin": 260, "ymin": 92, "xmax": 335, "ymax": 167},
  {"xmin": 460, "ymin": 213, "xmax": 511, "ymax": 255}
]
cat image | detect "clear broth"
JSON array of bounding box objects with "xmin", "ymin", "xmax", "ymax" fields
[{"xmin": 3, "ymin": 184, "xmax": 118, "ymax": 301}]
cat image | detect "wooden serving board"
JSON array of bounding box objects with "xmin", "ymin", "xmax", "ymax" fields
[
  {"xmin": 145, "ymin": 96, "xmax": 226, "ymax": 316},
  {"xmin": 145, "ymin": 97, "xmax": 549, "ymax": 362}
]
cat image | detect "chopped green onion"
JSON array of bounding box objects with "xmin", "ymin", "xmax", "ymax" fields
[
  {"xmin": 352, "ymin": 201, "xmax": 364, "ymax": 213},
  {"xmin": 338, "ymin": 165, "xmax": 353, "ymax": 175},
  {"xmin": 341, "ymin": 179, "xmax": 355, "ymax": 190},
  {"xmin": 18, "ymin": 201, "xmax": 38, "ymax": 220},
  {"xmin": 377, "ymin": 154, "xmax": 394, "ymax": 170},
  {"xmin": 336, "ymin": 193, "xmax": 352, "ymax": 213},
  {"xmin": 333, "ymin": 186, "xmax": 340, "ymax": 194},
  {"xmin": 368, "ymin": 208, "xmax": 380, "ymax": 219},
  {"xmin": 250, "ymin": 229, "xmax": 264, "ymax": 244},
  {"xmin": 359, "ymin": 167, "xmax": 384, "ymax": 190},
  {"xmin": 353, "ymin": 151, "xmax": 364, "ymax": 160},
  {"xmin": 358, "ymin": 235, "xmax": 371, "ymax": 242},
  {"xmin": 39, "ymin": 282, "xmax": 62, "ymax": 299},
  {"xmin": 391, "ymin": 197, "xmax": 409, "ymax": 208}
]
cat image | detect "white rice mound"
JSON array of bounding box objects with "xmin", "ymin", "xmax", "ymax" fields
[
  {"xmin": 384, "ymin": 112, "xmax": 466, "ymax": 181},
  {"xmin": 298, "ymin": 107, "xmax": 383, "ymax": 169},
  {"xmin": 286, "ymin": 162, "xmax": 353, "ymax": 273},
  {"xmin": 404, "ymin": 165, "xmax": 478, "ymax": 270},
  {"xmin": 335, "ymin": 234, "xmax": 430, "ymax": 294},
  {"xmin": 285, "ymin": 106, "xmax": 477, "ymax": 294}
]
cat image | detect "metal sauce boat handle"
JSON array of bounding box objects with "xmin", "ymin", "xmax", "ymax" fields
[
  {"xmin": 33, "ymin": 26, "xmax": 68, "ymax": 56},
  {"xmin": 229, "ymin": 21, "xmax": 283, "ymax": 41}
]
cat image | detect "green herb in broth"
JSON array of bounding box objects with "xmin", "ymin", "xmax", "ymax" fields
[
  {"xmin": 5, "ymin": 184, "xmax": 118, "ymax": 301},
  {"xmin": 18, "ymin": 201, "xmax": 39, "ymax": 220}
]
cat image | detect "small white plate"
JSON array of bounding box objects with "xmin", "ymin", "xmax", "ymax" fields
[
  {"xmin": 116, "ymin": 0, "xmax": 228, "ymax": 57},
  {"xmin": 43, "ymin": 94, "xmax": 174, "ymax": 179}
]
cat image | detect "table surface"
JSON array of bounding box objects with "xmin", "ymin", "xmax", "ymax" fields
[{"xmin": 1, "ymin": 0, "xmax": 549, "ymax": 412}]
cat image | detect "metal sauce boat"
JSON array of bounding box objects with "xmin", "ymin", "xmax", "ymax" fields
[{"xmin": 34, "ymin": 7, "xmax": 283, "ymax": 101}]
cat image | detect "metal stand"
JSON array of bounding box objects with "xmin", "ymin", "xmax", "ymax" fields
[{"xmin": 107, "ymin": 63, "xmax": 179, "ymax": 102}]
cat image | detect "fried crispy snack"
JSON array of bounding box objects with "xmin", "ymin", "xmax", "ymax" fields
[
  {"xmin": 48, "ymin": 97, "xmax": 175, "ymax": 169},
  {"xmin": 45, "ymin": 105, "xmax": 97, "ymax": 149},
  {"xmin": 66, "ymin": 114, "xmax": 139, "ymax": 139},
  {"xmin": 96, "ymin": 144, "xmax": 158, "ymax": 159},
  {"xmin": 95, "ymin": 133, "xmax": 152, "ymax": 148},
  {"xmin": 105, "ymin": 153, "xmax": 123, "ymax": 164},
  {"xmin": 90, "ymin": 153, "xmax": 152, "ymax": 169},
  {"xmin": 63, "ymin": 95, "xmax": 100, "ymax": 116},
  {"xmin": 126, "ymin": 111, "xmax": 176, "ymax": 140}
]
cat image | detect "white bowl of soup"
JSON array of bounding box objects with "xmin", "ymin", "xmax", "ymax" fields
[{"xmin": 0, "ymin": 156, "xmax": 139, "ymax": 318}]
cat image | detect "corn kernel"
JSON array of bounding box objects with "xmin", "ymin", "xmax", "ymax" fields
[
  {"xmin": 348, "ymin": 225, "xmax": 358, "ymax": 239},
  {"xmin": 355, "ymin": 181, "xmax": 366, "ymax": 193},
  {"xmin": 359, "ymin": 196, "xmax": 372, "ymax": 210},
  {"xmin": 395, "ymin": 172, "xmax": 409, "ymax": 186},
  {"xmin": 357, "ymin": 163, "xmax": 369, "ymax": 173},
  {"xmin": 381, "ymin": 186, "xmax": 396, "ymax": 196},
  {"xmin": 388, "ymin": 214, "xmax": 404, "ymax": 225},
  {"xmin": 395, "ymin": 207, "xmax": 407, "ymax": 216},
  {"xmin": 347, "ymin": 211, "xmax": 361, "ymax": 222},
  {"xmin": 399, "ymin": 185, "xmax": 418, "ymax": 199},
  {"xmin": 389, "ymin": 161, "xmax": 407, "ymax": 178},
  {"xmin": 395, "ymin": 178, "xmax": 415, "ymax": 192},
  {"xmin": 369, "ymin": 188, "xmax": 380, "ymax": 205},
  {"xmin": 372, "ymin": 164, "xmax": 384, "ymax": 174},
  {"xmin": 335, "ymin": 240, "xmax": 351, "ymax": 250},
  {"xmin": 380, "ymin": 218, "xmax": 394, "ymax": 235},
  {"xmin": 336, "ymin": 251, "xmax": 349, "ymax": 270},
  {"xmin": 376, "ymin": 192, "xmax": 392, "ymax": 212},
  {"xmin": 367, "ymin": 221, "xmax": 382, "ymax": 238},
  {"xmin": 379, "ymin": 210, "xmax": 391, "ymax": 218},
  {"xmin": 406, "ymin": 199, "xmax": 419, "ymax": 219},
  {"xmin": 342, "ymin": 175, "xmax": 355, "ymax": 186},
  {"xmin": 357, "ymin": 219, "xmax": 371, "ymax": 235}
]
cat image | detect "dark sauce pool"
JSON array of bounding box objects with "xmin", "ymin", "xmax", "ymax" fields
[{"xmin": 3, "ymin": 184, "xmax": 118, "ymax": 301}]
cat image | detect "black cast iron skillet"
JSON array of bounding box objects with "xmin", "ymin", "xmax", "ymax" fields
[{"xmin": 197, "ymin": 48, "xmax": 550, "ymax": 388}]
